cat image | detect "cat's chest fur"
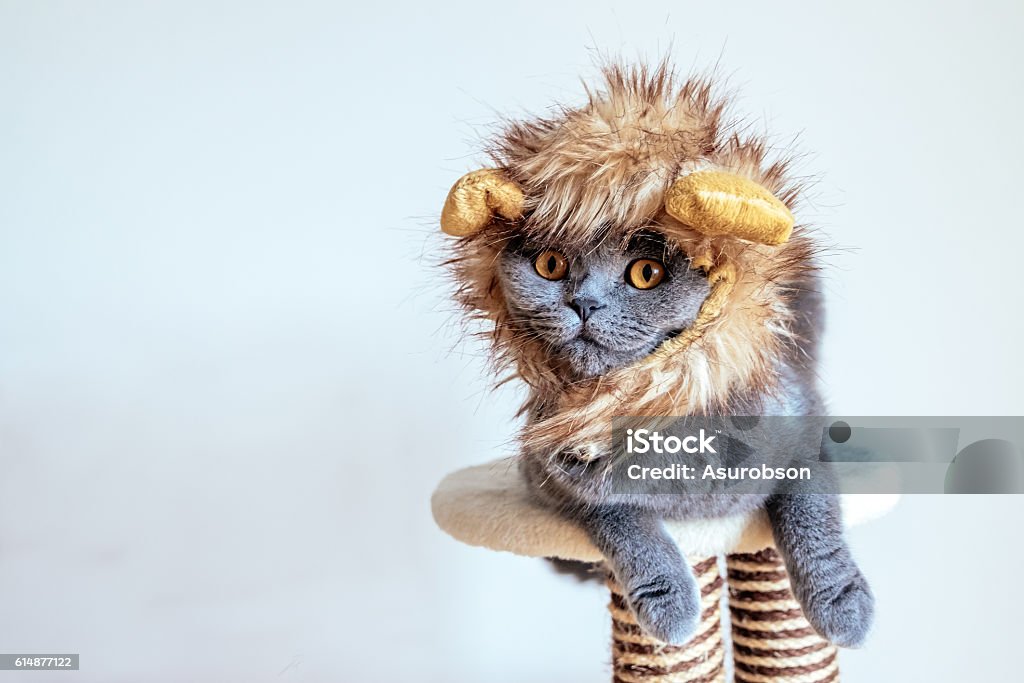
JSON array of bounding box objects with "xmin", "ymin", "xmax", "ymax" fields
[{"xmin": 519, "ymin": 359, "xmax": 820, "ymax": 522}]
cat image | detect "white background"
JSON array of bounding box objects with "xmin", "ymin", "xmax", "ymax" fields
[{"xmin": 2, "ymin": 1, "xmax": 1022, "ymax": 681}]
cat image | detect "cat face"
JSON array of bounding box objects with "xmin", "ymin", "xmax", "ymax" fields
[{"xmin": 498, "ymin": 232, "xmax": 711, "ymax": 379}]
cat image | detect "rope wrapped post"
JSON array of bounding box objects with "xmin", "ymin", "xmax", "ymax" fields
[
  {"xmin": 727, "ymin": 549, "xmax": 839, "ymax": 683},
  {"xmin": 607, "ymin": 556, "xmax": 726, "ymax": 683}
]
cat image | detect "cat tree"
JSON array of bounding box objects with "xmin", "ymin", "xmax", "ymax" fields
[{"xmin": 432, "ymin": 459, "xmax": 897, "ymax": 682}]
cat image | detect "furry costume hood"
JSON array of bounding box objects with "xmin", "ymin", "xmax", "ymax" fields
[{"xmin": 442, "ymin": 61, "xmax": 820, "ymax": 460}]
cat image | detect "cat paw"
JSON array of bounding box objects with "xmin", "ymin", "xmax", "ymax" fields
[
  {"xmin": 804, "ymin": 571, "xmax": 875, "ymax": 648},
  {"xmin": 626, "ymin": 574, "xmax": 702, "ymax": 644}
]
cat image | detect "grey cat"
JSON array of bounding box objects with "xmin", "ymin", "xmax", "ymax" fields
[{"xmin": 501, "ymin": 232, "xmax": 875, "ymax": 647}]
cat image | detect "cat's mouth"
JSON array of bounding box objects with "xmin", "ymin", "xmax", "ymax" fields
[
  {"xmin": 519, "ymin": 314, "xmax": 685, "ymax": 378},
  {"xmin": 575, "ymin": 326, "xmax": 682, "ymax": 352},
  {"xmin": 577, "ymin": 330, "xmax": 608, "ymax": 348}
]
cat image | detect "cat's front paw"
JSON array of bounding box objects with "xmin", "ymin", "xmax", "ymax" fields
[
  {"xmin": 803, "ymin": 571, "xmax": 875, "ymax": 648},
  {"xmin": 626, "ymin": 573, "xmax": 702, "ymax": 644}
]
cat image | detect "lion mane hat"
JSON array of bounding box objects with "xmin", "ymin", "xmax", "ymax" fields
[{"xmin": 441, "ymin": 60, "xmax": 821, "ymax": 460}]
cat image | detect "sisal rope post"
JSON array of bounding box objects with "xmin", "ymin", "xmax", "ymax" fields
[
  {"xmin": 727, "ymin": 548, "xmax": 839, "ymax": 683},
  {"xmin": 607, "ymin": 556, "xmax": 726, "ymax": 683}
]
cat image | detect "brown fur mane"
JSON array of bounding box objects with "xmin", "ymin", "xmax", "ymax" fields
[{"xmin": 446, "ymin": 60, "xmax": 821, "ymax": 459}]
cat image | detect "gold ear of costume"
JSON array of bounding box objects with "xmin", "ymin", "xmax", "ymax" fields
[
  {"xmin": 665, "ymin": 170, "xmax": 795, "ymax": 245},
  {"xmin": 440, "ymin": 169, "xmax": 525, "ymax": 236}
]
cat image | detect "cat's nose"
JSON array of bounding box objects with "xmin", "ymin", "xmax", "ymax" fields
[{"xmin": 569, "ymin": 296, "xmax": 605, "ymax": 323}]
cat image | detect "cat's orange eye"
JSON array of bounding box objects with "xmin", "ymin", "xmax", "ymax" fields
[
  {"xmin": 626, "ymin": 259, "xmax": 666, "ymax": 290},
  {"xmin": 534, "ymin": 250, "xmax": 569, "ymax": 281}
]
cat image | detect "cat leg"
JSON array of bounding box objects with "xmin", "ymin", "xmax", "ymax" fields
[
  {"xmin": 765, "ymin": 493, "xmax": 875, "ymax": 647},
  {"xmin": 580, "ymin": 505, "xmax": 702, "ymax": 644}
]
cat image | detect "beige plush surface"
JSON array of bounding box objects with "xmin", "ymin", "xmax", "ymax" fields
[{"xmin": 432, "ymin": 458, "xmax": 900, "ymax": 560}]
